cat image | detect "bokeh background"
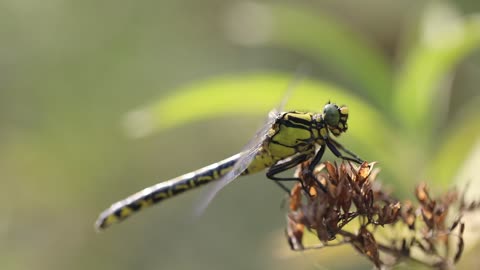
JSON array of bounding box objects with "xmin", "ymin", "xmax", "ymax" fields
[{"xmin": 2, "ymin": 0, "xmax": 480, "ymax": 269}]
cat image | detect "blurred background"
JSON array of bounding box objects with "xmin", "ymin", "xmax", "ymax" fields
[{"xmin": 1, "ymin": 0, "xmax": 480, "ymax": 269}]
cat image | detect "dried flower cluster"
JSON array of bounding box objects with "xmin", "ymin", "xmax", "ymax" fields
[{"xmin": 285, "ymin": 161, "xmax": 479, "ymax": 269}]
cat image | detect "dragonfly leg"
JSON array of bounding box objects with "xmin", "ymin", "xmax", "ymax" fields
[
  {"xmin": 329, "ymin": 138, "xmax": 364, "ymax": 164},
  {"xmin": 266, "ymin": 153, "xmax": 318, "ymax": 194},
  {"xmin": 326, "ymin": 139, "xmax": 363, "ymax": 164},
  {"xmin": 275, "ymin": 181, "xmax": 292, "ymax": 194},
  {"xmin": 308, "ymin": 144, "xmax": 325, "ymax": 171},
  {"xmin": 266, "ymin": 154, "xmax": 307, "ymax": 187},
  {"xmin": 306, "ymin": 145, "xmax": 328, "ymax": 193}
]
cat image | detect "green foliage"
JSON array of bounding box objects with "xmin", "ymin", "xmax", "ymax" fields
[
  {"xmin": 3, "ymin": 1, "xmax": 480, "ymax": 270},
  {"xmin": 393, "ymin": 5, "xmax": 480, "ymax": 139},
  {"xmin": 265, "ymin": 3, "xmax": 393, "ymax": 107},
  {"xmin": 128, "ymin": 2, "xmax": 480, "ymax": 194}
]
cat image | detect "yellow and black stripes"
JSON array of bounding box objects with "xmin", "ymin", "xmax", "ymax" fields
[
  {"xmin": 279, "ymin": 112, "xmax": 313, "ymax": 131},
  {"xmin": 267, "ymin": 112, "xmax": 314, "ymax": 155},
  {"xmin": 95, "ymin": 154, "xmax": 241, "ymax": 230},
  {"xmin": 95, "ymin": 102, "xmax": 363, "ymax": 231}
]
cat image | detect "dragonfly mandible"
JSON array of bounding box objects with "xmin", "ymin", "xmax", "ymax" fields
[{"xmin": 95, "ymin": 102, "xmax": 363, "ymax": 230}]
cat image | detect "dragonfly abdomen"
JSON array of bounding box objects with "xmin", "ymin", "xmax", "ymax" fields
[{"xmin": 95, "ymin": 154, "xmax": 242, "ymax": 230}]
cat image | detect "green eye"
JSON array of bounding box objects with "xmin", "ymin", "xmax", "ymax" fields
[{"xmin": 323, "ymin": 104, "xmax": 340, "ymax": 126}]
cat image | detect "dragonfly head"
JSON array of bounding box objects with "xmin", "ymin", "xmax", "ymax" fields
[{"xmin": 323, "ymin": 103, "xmax": 349, "ymax": 137}]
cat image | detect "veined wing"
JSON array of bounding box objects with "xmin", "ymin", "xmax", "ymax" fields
[
  {"xmin": 194, "ymin": 71, "xmax": 304, "ymax": 215},
  {"xmin": 194, "ymin": 109, "xmax": 281, "ymax": 216}
]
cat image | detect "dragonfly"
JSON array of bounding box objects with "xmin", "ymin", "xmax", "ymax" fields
[{"xmin": 95, "ymin": 102, "xmax": 363, "ymax": 230}]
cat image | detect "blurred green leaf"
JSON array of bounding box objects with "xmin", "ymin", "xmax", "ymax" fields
[
  {"xmin": 124, "ymin": 72, "xmax": 396, "ymax": 169},
  {"xmin": 428, "ymin": 96, "xmax": 480, "ymax": 187},
  {"xmin": 393, "ymin": 4, "xmax": 480, "ymax": 142},
  {"xmin": 269, "ymin": 4, "xmax": 393, "ymax": 108},
  {"xmin": 127, "ymin": 73, "xmax": 389, "ymax": 141},
  {"xmin": 225, "ymin": 2, "xmax": 392, "ymax": 108}
]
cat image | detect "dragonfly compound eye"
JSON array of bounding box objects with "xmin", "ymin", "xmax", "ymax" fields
[
  {"xmin": 324, "ymin": 103, "xmax": 349, "ymax": 136},
  {"xmin": 323, "ymin": 103, "xmax": 340, "ymax": 126}
]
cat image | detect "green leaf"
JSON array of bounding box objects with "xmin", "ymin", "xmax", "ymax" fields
[
  {"xmin": 123, "ymin": 73, "xmax": 397, "ymax": 170},
  {"xmin": 123, "ymin": 73, "xmax": 390, "ymax": 143},
  {"xmin": 224, "ymin": 2, "xmax": 392, "ymax": 108},
  {"xmin": 428, "ymin": 97, "xmax": 480, "ymax": 187},
  {"xmin": 393, "ymin": 3, "xmax": 480, "ymax": 142}
]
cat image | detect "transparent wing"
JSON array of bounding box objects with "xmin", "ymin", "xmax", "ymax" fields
[
  {"xmin": 194, "ymin": 70, "xmax": 306, "ymax": 216},
  {"xmin": 194, "ymin": 110, "xmax": 280, "ymax": 216}
]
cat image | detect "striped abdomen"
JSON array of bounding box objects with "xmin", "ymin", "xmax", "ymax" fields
[{"xmin": 95, "ymin": 154, "xmax": 241, "ymax": 230}]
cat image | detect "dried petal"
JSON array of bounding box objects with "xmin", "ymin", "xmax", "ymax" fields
[
  {"xmin": 285, "ymin": 161, "xmax": 476, "ymax": 269},
  {"xmin": 421, "ymin": 207, "xmax": 435, "ymax": 229},
  {"xmin": 289, "ymin": 183, "xmax": 303, "ymax": 211},
  {"xmin": 352, "ymin": 226, "xmax": 381, "ymax": 268},
  {"xmin": 416, "ymin": 182, "xmax": 431, "ymax": 205},
  {"xmin": 357, "ymin": 162, "xmax": 373, "ymax": 184},
  {"xmin": 341, "ymin": 196, "xmax": 352, "ymax": 213},
  {"xmin": 380, "ymin": 202, "xmax": 401, "ymax": 225},
  {"xmin": 286, "ymin": 215, "xmax": 304, "ymax": 250},
  {"xmin": 401, "ymin": 200, "xmax": 416, "ymax": 229},
  {"xmin": 325, "ymin": 162, "xmax": 337, "ymax": 182}
]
